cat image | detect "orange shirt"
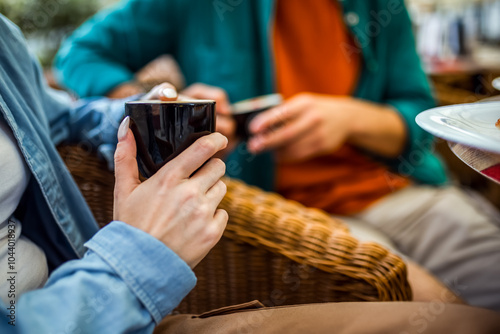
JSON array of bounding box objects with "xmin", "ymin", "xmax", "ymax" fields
[{"xmin": 273, "ymin": 0, "xmax": 410, "ymax": 215}]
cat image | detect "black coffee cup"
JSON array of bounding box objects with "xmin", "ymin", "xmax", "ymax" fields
[
  {"xmin": 232, "ymin": 94, "xmax": 283, "ymax": 141},
  {"xmin": 125, "ymin": 100, "xmax": 216, "ymax": 178}
]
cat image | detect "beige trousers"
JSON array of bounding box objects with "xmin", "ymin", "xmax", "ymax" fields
[{"xmin": 350, "ymin": 185, "xmax": 500, "ymax": 310}]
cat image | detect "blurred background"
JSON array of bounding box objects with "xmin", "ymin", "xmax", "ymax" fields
[
  {"xmin": 1, "ymin": 0, "xmax": 500, "ymax": 204},
  {"xmin": 407, "ymin": 0, "xmax": 500, "ymax": 208},
  {"xmin": 0, "ymin": 0, "xmax": 117, "ymax": 67},
  {"xmin": 1, "ymin": 0, "xmax": 499, "ymax": 71}
]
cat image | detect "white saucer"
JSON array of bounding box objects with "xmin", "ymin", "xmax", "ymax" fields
[{"xmin": 416, "ymin": 101, "xmax": 500, "ymax": 154}]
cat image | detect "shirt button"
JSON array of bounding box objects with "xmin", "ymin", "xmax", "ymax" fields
[{"xmin": 345, "ymin": 12, "xmax": 359, "ymax": 26}]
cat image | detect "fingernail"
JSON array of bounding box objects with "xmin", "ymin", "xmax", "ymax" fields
[
  {"xmin": 118, "ymin": 116, "xmax": 130, "ymax": 141},
  {"xmin": 162, "ymin": 87, "xmax": 177, "ymax": 99}
]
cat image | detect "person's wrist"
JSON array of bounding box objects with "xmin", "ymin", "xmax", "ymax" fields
[{"xmin": 336, "ymin": 97, "xmax": 361, "ymax": 140}]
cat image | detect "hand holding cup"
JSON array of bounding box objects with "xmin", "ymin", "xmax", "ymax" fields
[
  {"xmin": 113, "ymin": 82, "xmax": 228, "ymax": 268},
  {"xmin": 113, "ymin": 118, "xmax": 228, "ymax": 268}
]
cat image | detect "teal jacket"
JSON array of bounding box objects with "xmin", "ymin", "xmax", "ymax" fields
[{"xmin": 55, "ymin": 0, "xmax": 448, "ymax": 192}]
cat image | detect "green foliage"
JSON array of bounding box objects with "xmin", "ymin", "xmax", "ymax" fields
[
  {"xmin": 0, "ymin": 0, "xmax": 102, "ymax": 35},
  {"xmin": 0, "ymin": 0, "xmax": 117, "ymax": 67}
]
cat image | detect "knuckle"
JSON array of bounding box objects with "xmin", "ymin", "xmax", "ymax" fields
[
  {"xmin": 197, "ymin": 136, "xmax": 217, "ymax": 153},
  {"xmin": 204, "ymin": 223, "xmax": 223, "ymax": 243},
  {"xmin": 192, "ymin": 203, "xmax": 210, "ymax": 219},
  {"xmin": 211, "ymin": 180, "xmax": 227, "ymax": 198},
  {"xmin": 220, "ymin": 208, "xmax": 229, "ymax": 219},
  {"xmin": 212, "ymin": 158, "xmax": 226, "ymax": 174},
  {"xmin": 113, "ymin": 145, "xmax": 127, "ymax": 165},
  {"xmin": 218, "ymin": 181, "xmax": 228, "ymax": 197},
  {"xmin": 182, "ymin": 186, "xmax": 199, "ymax": 202},
  {"xmin": 158, "ymin": 169, "xmax": 179, "ymax": 187}
]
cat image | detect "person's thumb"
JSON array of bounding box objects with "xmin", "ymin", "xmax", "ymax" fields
[{"xmin": 114, "ymin": 116, "xmax": 140, "ymax": 199}]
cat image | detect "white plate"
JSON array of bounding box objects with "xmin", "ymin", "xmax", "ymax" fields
[{"xmin": 416, "ymin": 101, "xmax": 500, "ymax": 154}]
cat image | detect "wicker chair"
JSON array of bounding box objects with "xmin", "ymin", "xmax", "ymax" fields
[{"xmin": 58, "ymin": 145, "xmax": 412, "ymax": 314}]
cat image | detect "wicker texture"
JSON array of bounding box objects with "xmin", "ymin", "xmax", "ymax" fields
[{"xmin": 58, "ymin": 145, "xmax": 412, "ymax": 314}]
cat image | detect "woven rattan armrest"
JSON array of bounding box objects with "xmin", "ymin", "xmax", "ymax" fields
[{"xmin": 58, "ymin": 145, "xmax": 412, "ymax": 314}]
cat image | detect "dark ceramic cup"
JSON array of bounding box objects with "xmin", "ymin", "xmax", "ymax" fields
[
  {"xmin": 232, "ymin": 94, "xmax": 283, "ymax": 141},
  {"xmin": 125, "ymin": 100, "xmax": 216, "ymax": 178}
]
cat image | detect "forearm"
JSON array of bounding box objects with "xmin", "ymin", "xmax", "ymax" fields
[
  {"xmin": 347, "ymin": 98, "xmax": 407, "ymax": 158},
  {"xmin": 0, "ymin": 222, "xmax": 196, "ymax": 333}
]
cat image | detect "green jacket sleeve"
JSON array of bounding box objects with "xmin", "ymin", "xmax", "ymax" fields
[
  {"xmin": 382, "ymin": 1, "xmax": 448, "ymax": 184},
  {"xmin": 54, "ymin": 0, "xmax": 176, "ymax": 97}
]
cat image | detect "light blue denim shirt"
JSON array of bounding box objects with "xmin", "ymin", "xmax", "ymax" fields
[{"xmin": 0, "ymin": 14, "xmax": 196, "ymax": 332}]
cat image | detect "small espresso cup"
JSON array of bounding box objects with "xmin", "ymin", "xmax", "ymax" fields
[
  {"xmin": 125, "ymin": 100, "xmax": 216, "ymax": 178},
  {"xmin": 232, "ymin": 94, "xmax": 283, "ymax": 141}
]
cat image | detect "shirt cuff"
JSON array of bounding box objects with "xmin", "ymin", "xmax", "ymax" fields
[{"xmin": 84, "ymin": 221, "xmax": 196, "ymax": 324}]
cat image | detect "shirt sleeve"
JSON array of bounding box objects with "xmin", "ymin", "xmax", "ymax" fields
[
  {"xmin": 3, "ymin": 13, "xmax": 135, "ymax": 160},
  {"xmin": 35, "ymin": 57, "xmax": 135, "ymax": 169},
  {"xmin": 0, "ymin": 221, "xmax": 196, "ymax": 333},
  {"xmin": 381, "ymin": 1, "xmax": 448, "ymax": 184},
  {"xmin": 383, "ymin": 1, "xmax": 436, "ymax": 150},
  {"xmin": 54, "ymin": 0, "xmax": 176, "ymax": 97},
  {"xmin": 28, "ymin": 36, "xmax": 138, "ymax": 169}
]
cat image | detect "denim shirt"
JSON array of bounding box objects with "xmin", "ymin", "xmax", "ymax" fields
[{"xmin": 0, "ymin": 15, "xmax": 196, "ymax": 332}]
